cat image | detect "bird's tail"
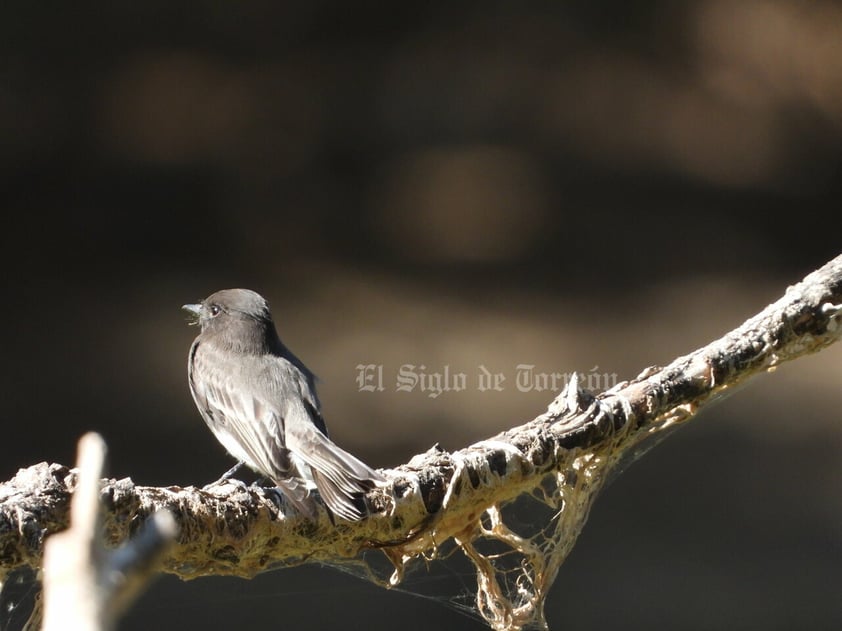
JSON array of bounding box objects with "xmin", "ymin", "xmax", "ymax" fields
[{"xmin": 303, "ymin": 434, "xmax": 387, "ymax": 522}]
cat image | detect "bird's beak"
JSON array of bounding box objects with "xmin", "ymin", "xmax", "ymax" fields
[{"xmin": 182, "ymin": 303, "xmax": 203, "ymax": 325}]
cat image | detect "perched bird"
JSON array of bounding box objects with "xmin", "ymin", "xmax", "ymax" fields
[{"xmin": 183, "ymin": 288, "xmax": 384, "ymax": 521}]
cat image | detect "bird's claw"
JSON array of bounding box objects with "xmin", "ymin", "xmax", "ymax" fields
[
  {"xmin": 252, "ymin": 485, "xmax": 290, "ymax": 519},
  {"xmin": 202, "ymin": 462, "xmax": 249, "ymax": 492}
]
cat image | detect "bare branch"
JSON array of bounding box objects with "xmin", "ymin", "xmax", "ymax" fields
[{"xmin": 2, "ymin": 253, "xmax": 841, "ymax": 630}]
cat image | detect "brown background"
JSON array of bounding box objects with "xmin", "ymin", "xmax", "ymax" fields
[{"xmin": 1, "ymin": 2, "xmax": 841, "ymax": 629}]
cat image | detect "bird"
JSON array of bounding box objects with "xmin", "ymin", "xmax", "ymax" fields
[{"xmin": 183, "ymin": 288, "xmax": 385, "ymax": 521}]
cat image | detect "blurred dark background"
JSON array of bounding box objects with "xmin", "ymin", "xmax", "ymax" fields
[{"xmin": 1, "ymin": 1, "xmax": 841, "ymax": 629}]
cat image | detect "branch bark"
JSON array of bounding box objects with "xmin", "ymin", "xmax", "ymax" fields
[{"xmin": 2, "ymin": 254, "xmax": 841, "ymax": 619}]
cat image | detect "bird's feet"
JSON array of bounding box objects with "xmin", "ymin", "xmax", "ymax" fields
[
  {"xmin": 252, "ymin": 486, "xmax": 290, "ymax": 520},
  {"xmin": 202, "ymin": 461, "xmax": 248, "ymax": 492},
  {"xmin": 249, "ymin": 475, "xmax": 275, "ymax": 488}
]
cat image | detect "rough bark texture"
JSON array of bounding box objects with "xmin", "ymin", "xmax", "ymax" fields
[{"xmin": 2, "ymin": 254, "xmax": 841, "ymax": 598}]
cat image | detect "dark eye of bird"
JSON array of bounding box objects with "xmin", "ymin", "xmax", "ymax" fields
[{"xmin": 209, "ymin": 305, "xmax": 221, "ymax": 317}]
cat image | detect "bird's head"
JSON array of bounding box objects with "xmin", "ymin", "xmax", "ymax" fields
[{"xmin": 183, "ymin": 288, "xmax": 276, "ymax": 350}]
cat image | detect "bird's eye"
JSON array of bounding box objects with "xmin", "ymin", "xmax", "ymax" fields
[{"xmin": 209, "ymin": 305, "xmax": 221, "ymax": 317}]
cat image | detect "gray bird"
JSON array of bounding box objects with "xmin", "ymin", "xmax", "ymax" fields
[{"xmin": 183, "ymin": 288, "xmax": 384, "ymax": 521}]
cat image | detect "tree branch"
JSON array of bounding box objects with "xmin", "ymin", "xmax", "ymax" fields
[{"xmin": 2, "ymin": 254, "xmax": 841, "ymax": 630}]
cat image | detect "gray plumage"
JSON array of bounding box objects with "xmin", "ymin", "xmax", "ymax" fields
[{"xmin": 183, "ymin": 288, "xmax": 384, "ymax": 521}]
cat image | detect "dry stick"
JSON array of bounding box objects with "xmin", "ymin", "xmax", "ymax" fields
[
  {"xmin": 42, "ymin": 432, "xmax": 108, "ymax": 631},
  {"xmin": 1, "ymin": 254, "xmax": 841, "ymax": 585},
  {"xmin": 40, "ymin": 433, "xmax": 177, "ymax": 631}
]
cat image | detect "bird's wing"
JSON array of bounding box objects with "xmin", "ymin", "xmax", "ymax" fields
[
  {"xmin": 189, "ymin": 341, "xmax": 291, "ymax": 480},
  {"xmin": 283, "ymin": 393, "xmax": 386, "ymax": 521},
  {"xmin": 279, "ymin": 344, "xmax": 330, "ymax": 438}
]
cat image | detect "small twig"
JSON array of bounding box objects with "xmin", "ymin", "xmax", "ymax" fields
[
  {"xmin": 42, "ymin": 433, "xmax": 107, "ymax": 631},
  {"xmin": 40, "ymin": 433, "xmax": 177, "ymax": 631}
]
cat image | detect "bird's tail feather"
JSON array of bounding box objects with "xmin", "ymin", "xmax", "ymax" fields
[
  {"xmin": 311, "ymin": 468, "xmax": 371, "ymax": 522},
  {"xmin": 302, "ymin": 433, "xmax": 386, "ymax": 522}
]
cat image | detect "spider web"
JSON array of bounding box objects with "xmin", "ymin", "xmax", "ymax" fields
[
  {"xmin": 0, "ymin": 568, "xmax": 40, "ymax": 631},
  {"xmin": 319, "ymin": 461, "xmax": 611, "ymax": 631},
  {"xmin": 316, "ymin": 376, "xmax": 686, "ymax": 631}
]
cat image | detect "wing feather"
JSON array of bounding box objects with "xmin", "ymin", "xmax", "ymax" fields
[
  {"xmin": 189, "ymin": 339, "xmax": 383, "ymax": 521},
  {"xmin": 284, "ymin": 398, "xmax": 386, "ymax": 520},
  {"xmin": 189, "ymin": 341, "xmax": 289, "ymax": 479}
]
